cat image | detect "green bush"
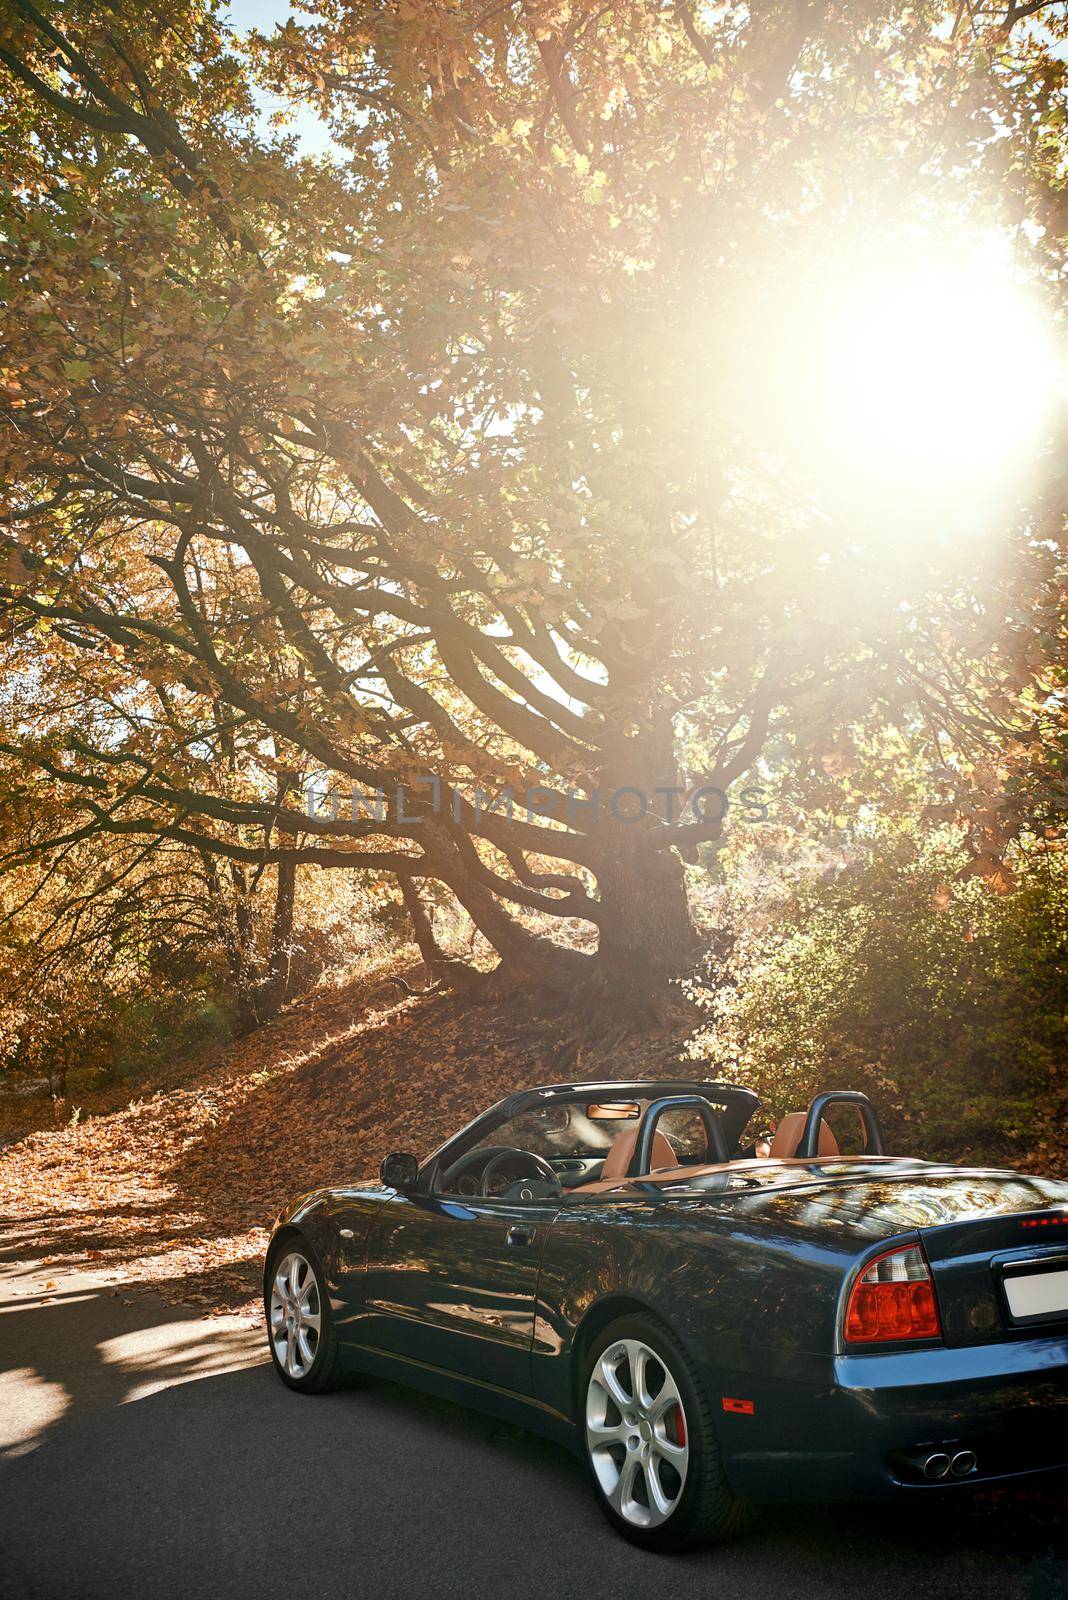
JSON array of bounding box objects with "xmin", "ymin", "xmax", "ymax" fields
[{"xmin": 695, "ymin": 827, "xmax": 1068, "ymax": 1166}]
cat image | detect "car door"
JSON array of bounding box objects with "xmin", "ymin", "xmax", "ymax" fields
[{"xmin": 359, "ymin": 1190, "xmax": 562, "ymax": 1395}]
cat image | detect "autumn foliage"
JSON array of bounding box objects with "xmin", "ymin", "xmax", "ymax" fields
[{"xmin": 0, "ymin": 0, "xmax": 1064, "ymax": 1076}]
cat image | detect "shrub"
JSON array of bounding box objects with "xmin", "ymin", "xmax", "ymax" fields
[{"xmin": 694, "ymin": 827, "xmax": 1068, "ymax": 1166}]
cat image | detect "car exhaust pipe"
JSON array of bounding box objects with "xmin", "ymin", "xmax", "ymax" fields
[
  {"xmin": 950, "ymin": 1450, "xmax": 977, "ymax": 1478},
  {"xmin": 923, "ymin": 1452, "xmax": 951, "ymax": 1480}
]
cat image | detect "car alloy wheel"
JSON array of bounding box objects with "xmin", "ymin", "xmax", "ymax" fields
[
  {"xmin": 585, "ymin": 1336, "xmax": 689, "ymax": 1530},
  {"xmin": 269, "ymin": 1250, "xmax": 322, "ymax": 1380}
]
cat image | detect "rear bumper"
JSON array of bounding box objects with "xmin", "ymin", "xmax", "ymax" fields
[{"xmin": 722, "ymin": 1335, "xmax": 1068, "ymax": 1503}]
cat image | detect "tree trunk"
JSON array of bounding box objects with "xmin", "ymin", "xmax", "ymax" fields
[
  {"xmin": 591, "ymin": 841, "xmax": 700, "ymax": 1018},
  {"xmin": 200, "ymin": 850, "xmax": 259, "ymax": 1033},
  {"xmin": 262, "ymin": 858, "xmax": 296, "ymax": 1019},
  {"xmin": 582, "ymin": 706, "xmax": 704, "ymax": 1019},
  {"xmin": 399, "ymin": 876, "xmax": 448, "ymax": 972}
]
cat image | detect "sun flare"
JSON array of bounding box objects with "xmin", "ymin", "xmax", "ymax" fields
[
  {"xmin": 746, "ymin": 237, "xmax": 1063, "ymax": 532},
  {"xmin": 819, "ymin": 267, "xmax": 1056, "ymax": 475}
]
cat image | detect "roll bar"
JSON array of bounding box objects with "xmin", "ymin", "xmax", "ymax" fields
[
  {"xmin": 628, "ymin": 1094, "xmax": 730, "ymax": 1178},
  {"xmin": 796, "ymin": 1091, "xmax": 887, "ymax": 1160}
]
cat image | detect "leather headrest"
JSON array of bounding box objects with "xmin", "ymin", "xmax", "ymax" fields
[
  {"xmin": 601, "ymin": 1124, "xmax": 678, "ymax": 1182},
  {"xmin": 769, "ymin": 1111, "xmax": 839, "ymax": 1160}
]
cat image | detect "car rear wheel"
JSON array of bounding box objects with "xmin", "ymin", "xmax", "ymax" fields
[
  {"xmin": 266, "ymin": 1238, "xmax": 346, "ymax": 1393},
  {"xmin": 581, "ymin": 1313, "xmax": 756, "ymax": 1551}
]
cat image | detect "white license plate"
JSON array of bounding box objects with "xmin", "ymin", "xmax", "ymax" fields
[{"xmin": 1003, "ymin": 1266, "xmax": 1068, "ymax": 1322}]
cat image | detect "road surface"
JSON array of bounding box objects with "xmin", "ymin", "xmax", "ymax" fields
[{"xmin": 1, "ymin": 1253, "xmax": 1065, "ymax": 1600}]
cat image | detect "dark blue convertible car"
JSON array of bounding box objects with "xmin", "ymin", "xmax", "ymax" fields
[{"xmin": 264, "ymin": 1079, "xmax": 1068, "ymax": 1549}]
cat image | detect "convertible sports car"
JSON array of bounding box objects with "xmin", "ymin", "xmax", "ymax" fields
[{"xmin": 264, "ymin": 1079, "xmax": 1068, "ymax": 1549}]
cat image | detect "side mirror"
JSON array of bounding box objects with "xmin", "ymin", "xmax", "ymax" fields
[{"xmin": 380, "ymin": 1150, "xmax": 420, "ymax": 1191}]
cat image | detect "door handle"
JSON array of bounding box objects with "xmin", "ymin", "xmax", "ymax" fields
[{"xmin": 507, "ymin": 1224, "xmax": 537, "ymax": 1247}]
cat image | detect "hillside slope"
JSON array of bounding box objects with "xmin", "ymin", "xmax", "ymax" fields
[{"xmin": 0, "ymin": 966, "xmax": 690, "ymax": 1312}]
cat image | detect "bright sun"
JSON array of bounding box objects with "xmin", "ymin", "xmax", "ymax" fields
[
  {"xmin": 744, "ymin": 236, "xmax": 1063, "ymax": 536},
  {"xmin": 819, "ymin": 266, "xmax": 1056, "ymax": 478}
]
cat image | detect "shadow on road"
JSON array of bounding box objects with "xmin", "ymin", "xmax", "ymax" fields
[{"xmin": 1, "ymin": 1273, "xmax": 1066, "ymax": 1600}]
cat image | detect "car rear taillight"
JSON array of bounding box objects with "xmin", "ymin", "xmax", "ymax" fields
[{"xmin": 844, "ymin": 1244, "xmax": 942, "ymax": 1344}]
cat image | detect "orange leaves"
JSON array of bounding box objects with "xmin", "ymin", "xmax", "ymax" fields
[{"xmin": 959, "ymin": 854, "xmax": 1019, "ymax": 896}]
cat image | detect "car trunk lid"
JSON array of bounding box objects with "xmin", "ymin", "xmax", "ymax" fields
[
  {"xmin": 917, "ymin": 1188, "xmax": 1068, "ymax": 1346},
  {"xmin": 775, "ymin": 1167, "xmax": 1068, "ymax": 1346},
  {"xmin": 686, "ymin": 1162, "xmax": 1068, "ymax": 1345}
]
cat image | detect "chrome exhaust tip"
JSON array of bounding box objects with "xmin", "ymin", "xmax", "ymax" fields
[
  {"xmin": 923, "ymin": 1452, "xmax": 952, "ymax": 1480},
  {"xmin": 950, "ymin": 1450, "xmax": 977, "ymax": 1478}
]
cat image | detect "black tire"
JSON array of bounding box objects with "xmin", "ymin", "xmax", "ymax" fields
[
  {"xmin": 579, "ymin": 1312, "xmax": 758, "ymax": 1552},
  {"xmin": 264, "ymin": 1234, "xmax": 347, "ymax": 1394}
]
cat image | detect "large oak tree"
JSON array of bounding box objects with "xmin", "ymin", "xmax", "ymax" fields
[{"xmin": 0, "ymin": 0, "xmax": 1063, "ymax": 1016}]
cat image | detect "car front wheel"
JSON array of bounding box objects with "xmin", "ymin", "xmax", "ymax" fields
[
  {"xmin": 265, "ymin": 1238, "xmax": 345, "ymax": 1393},
  {"xmin": 581, "ymin": 1313, "xmax": 756, "ymax": 1551}
]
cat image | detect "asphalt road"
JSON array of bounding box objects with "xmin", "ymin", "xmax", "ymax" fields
[{"xmin": 1, "ymin": 1254, "xmax": 1066, "ymax": 1600}]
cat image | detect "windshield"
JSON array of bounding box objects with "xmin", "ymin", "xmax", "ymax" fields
[{"xmin": 436, "ymin": 1094, "xmax": 740, "ymax": 1198}]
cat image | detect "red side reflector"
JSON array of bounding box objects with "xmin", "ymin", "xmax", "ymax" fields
[
  {"xmin": 722, "ymin": 1397, "xmax": 755, "ymax": 1415},
  {"xmin": 844, "ymin": 1244, "xmax": 942, "ymax": 1344}
]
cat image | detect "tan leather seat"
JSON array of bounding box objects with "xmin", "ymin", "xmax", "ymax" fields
[
  {"xmin": 601, "ymin": 1124, "xmax": 678, "ymax": 1182},
  {"xmin": 769, "ymin": 1111, "xmax": 839, "ymax": 1159}
]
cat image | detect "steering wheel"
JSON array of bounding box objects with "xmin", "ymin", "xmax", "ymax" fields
[{"xmin": 479, "ymin": 1147, "xmax": 560, "ymax": 1199}]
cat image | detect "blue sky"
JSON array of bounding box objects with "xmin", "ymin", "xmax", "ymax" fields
[
  {"xmin": 225, "ymin": 0, "xmax": 298, "ymax": 32},
  {"xmin": 222, "ymin": 1, "xmax": 340, "ymax": 157}
]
